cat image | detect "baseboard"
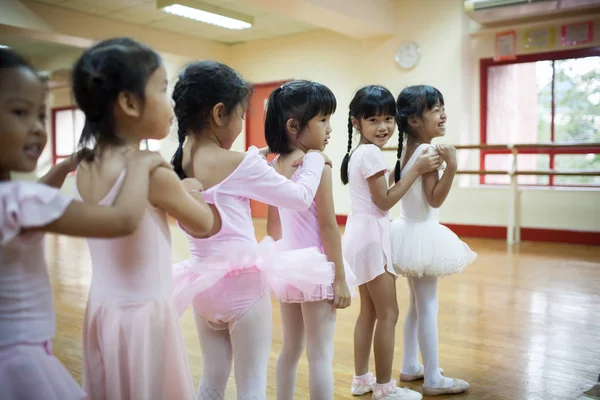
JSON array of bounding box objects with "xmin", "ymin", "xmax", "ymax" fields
[{"xmin": 335, "ymin": 215, "xmax": 600, "ymax": 246}]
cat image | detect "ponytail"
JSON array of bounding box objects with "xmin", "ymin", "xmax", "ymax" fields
[{"xmin": 340, "ymin": 111, "xmax": 353, "ymax": 185}]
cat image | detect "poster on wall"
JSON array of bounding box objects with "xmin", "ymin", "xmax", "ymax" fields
[
  {"xmin": 524, "ymin": 27, "xmax": 555, "ymax": 50},
  {"xmin": 561, "ymin": 21, "xmax": 594, "ymax": 46},
  {"xmin": 495, "ymin": 30, "xmax": 517, "ymax": 61}
]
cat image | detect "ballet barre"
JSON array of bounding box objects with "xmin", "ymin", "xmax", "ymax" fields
[{"xmin": 384, "ymin": 143, "xmax": 600, "ymax": 245}]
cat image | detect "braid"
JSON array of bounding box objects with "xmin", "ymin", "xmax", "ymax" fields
[
  {"xmin": 340, "ymin": 112, "xmax": 353, "ymax": 185},
  {"xmin": 170, "ymin": 83, "xmax": 188, "ymax": 179},
  {"xmin": 394, "ymin": 115, "xmax": 407, "ymax": 182}
]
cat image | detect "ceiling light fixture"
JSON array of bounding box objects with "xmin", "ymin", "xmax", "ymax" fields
[{"xmin": 157, "ymin": 0, "xmax": 253, "ymax": 30}]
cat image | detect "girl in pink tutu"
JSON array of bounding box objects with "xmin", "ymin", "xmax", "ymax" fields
[
  {"xmin": 264, "ymin": 80, "xmax": 357, "ymax": 400},
  {"xmin": 340, "ymin": 85, "xmax": 441, "ymax": 400},
  {"xmin": 72, "ymin": 38, "xmax": 215, "ymax": 400},
  {"xmin": 170, "ymin": 62, "xmax": 334, "ymax": 400},
  {"xmin": 0, "ymin": 47, "xmax": 168, "ymax": 400},
  {"xmin": 391, "ymin": 86, "xmax": 474, "ymax": 396}
]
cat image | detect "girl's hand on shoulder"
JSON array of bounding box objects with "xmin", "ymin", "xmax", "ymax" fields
[
  {"xmin": 414, "ymin": 147, "xmax": 441, "ymax": 174},
  {"xmin": 293, "ymin": 150, "xmax": 333, "ymax": 168},
  {"xmin": 436, "ymin": 144, "xmax": 457, "ymax": 170}
]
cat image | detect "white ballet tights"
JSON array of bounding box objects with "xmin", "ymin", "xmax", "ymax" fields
[
  {"xmin": 195, "ymin": 294, "xmax": 273, "ymax": 400},
  {"xmin": 402, "ymin": 276, "xmax": 451, "ymax": 388},
  {"xmin": 276, "ymin": 301, "xmax": 337, "ymax": 400}
]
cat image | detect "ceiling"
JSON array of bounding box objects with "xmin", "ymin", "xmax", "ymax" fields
[
  {"xmin": 0, "ymin": 34, "xmax": 78, "ymax": 57},
  {"xmin": 28, "ymin": 0, "xmax": 318, "ymax": 44}
]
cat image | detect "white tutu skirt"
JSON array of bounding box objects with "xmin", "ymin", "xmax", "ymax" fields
[
  {"xmin": 0, "ymin": 341, "xmax": 86, "ymax": 400},
  {"xmin": 390, "ymin": 219, "xmax": 476, "ymax": 278}
]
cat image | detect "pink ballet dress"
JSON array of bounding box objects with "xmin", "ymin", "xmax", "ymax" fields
[
  {"xmin": 0, "ymin": 181, "xmax": 86, "ymax": 400},
  {"xmin": 273, "ymin": 156, "xmax": 358, "ymax": 303},
  {"xmin": 391, "ymin": 144, "xmax": 477, "ymax": 277},
  {"xmin": 173, "ymin": 147, "xmax": 334, "ymax": 332},
  {"xmin": 77, "ymin": 171, "xmax": 195, "ymax": 400},
  {"xmin": 342, "ymin": 144, "xmax": 395, "ymax": 285}
]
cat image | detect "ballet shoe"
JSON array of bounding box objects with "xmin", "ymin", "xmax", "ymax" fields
[{"xmin": 422, "ymin": 378, "xmax": 469, "ymax": 396}]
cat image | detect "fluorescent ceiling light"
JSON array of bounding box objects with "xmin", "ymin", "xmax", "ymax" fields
[{"xmin": 158, "ymin": 1, "xmax": 253, "ymax": 30}]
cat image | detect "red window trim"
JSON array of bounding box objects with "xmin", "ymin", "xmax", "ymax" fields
[
  {"xmin": 479, "ymin": 46, "xmax": 600, "ymax": 186},
  {"xmin": 51, "ymin": 106, "xmax": 80, "ymax": 165}
]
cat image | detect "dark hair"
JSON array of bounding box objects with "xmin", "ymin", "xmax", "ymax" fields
[
  {"xmin": 340, "ymin": 85, "xmax": 396, "ymax": 185},
  {"xmin": 71, "ymin": 37, "xmax": 161, "ymax": 157},
  {"xmin": 170, "ymin": 60, "xmax": 252, "ymax": 179},
  {"xmin": 0, "ymin": 47, "xmax": 41, "ymax": 88},
  {"xmin": 394, "ymin": 85, "xmax": 444, "ymax": 182},
  {"xmin": 264, "ymin": 80, "xmax": 336, "ymax": 154}
]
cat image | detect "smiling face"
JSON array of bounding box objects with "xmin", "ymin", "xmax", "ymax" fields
[
  {"xmin": 0, "ymin": 67, "xmax": 46, "ymax": 180},
  {"xmin": 355, "ymin": 113, "xmax": 396, "ymax": 149},
  {"xmin": 409, "ymin": 101, "xmax": 447, "ymax": 143}
]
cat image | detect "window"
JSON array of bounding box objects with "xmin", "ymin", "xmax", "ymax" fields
[
  {"xmin": 52, "ymin": 107, "xmax": 162, "ymax": 162},
  {"xmin": 480, "ymin": 47, "xmax": 600, "ymax": 186},
  {"xmin": 52, "ymin": 107, "xmax": 84, "ymax": 165}
]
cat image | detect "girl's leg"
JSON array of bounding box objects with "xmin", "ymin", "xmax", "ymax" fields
[
  {"xmin": 411, "ymin": 276, "xmax": 469, "ymax": 396},
  {"xmin": 276, "ymin": 303, "xmax": 305, "ymax": 400},
  {"xmin": 411, "ymin": 276, "xmax": 443, "ymax": 387},
  {"xmin": 354, "ymin": 284, "xmax": 376, "ymax": 376},
  {"xmin": 230, "ymin": 294, "xmax": 273, "ymax": 400},
  {"xmin": 366, "ymin": 271, "xmax": 399, "ymax": 384},
  {"xmin": 193, "ymin": 311, "xmax": 233, "ymax": 400},
  {"xmin": 401, "ymin": 277, "xmax": 421, "ymax": 375},
  {"xmin": 302, "ymin": 300, "xmax": 336, "ymax": 400}
]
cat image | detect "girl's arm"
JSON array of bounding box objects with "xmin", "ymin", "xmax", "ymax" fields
[
  {"xmin": 422, "ymin": 145, "xmax": 457, "ymax": 208},
  {"xmin": 315, "ymin": 165, "xmax": 351, "ymax": 309},
  {"xmin": 38, "ymin": 149, "xmax": 88, "ymax": 188},
  {"xmin": 226, "ymin": 150, "xmax": 326, "ymax": 211},
  {"xmin": 367, "ymin": 148, "xmax": 441, "ymax": 211},
  {"xmin": 40, "ymin": 151, "xmax": 169, "ymax": 237},
  {"xmin": 266, "ymin": 206, "xmax": 282, "ymax": 240},
  {"xmin": 149, "ymin": 168, "xmax": 214, "ymax": 238}
]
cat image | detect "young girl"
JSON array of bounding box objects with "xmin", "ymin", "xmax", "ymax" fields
[
  {"xmin": 391, "ymin": 85, "xmax": 474, "ymax": 396},
  {"xmin": 72, "ymin": 38, "xmax": 215, "ymax": 400},
  {"xmin": 0, "ymin": 47, "xmax": 167, "ymax": 400},
  {"xmin": 170, "ymin": 62, "xmax": 334, "ymax": 400},
  {"xmin": 341, "ymin": 85, "xmax": 441, "ymax": 400},
  {"xmin": 263, "ymin": 80, "xmax": 357, "ymax": 400}
]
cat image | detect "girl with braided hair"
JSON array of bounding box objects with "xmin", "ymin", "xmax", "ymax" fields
[
  {"xmin": 391, "ymin": 85, "xmax": 474, "ymax": 396},
  {"xmin": 170, "ymin": 62, "xmax": 334, "ymax": 400},
  {"xmin": 71, "ymin": 37, "xmax": 214, "ymax": 400},
  {"xmin": 340, "ymin": 85, "xmax": 440, "ymax": 400}
]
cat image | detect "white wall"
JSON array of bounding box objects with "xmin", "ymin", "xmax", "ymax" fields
[{"xmin": 228, "ymin": 0, "xmax": 600, "ymax": 231}]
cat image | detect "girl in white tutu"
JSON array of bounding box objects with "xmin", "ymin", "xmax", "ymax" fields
[
  {"xmin": 391, "ymin": 85, "xmax": 475, "ymax": 396},
  {"xmin": 341, "ymin": 85, "xmax": 441, "ymax": 400}
]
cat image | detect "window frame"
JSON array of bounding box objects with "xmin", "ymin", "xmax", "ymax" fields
[
  {"xmin": 51, "ymin": 105, "xmax": 83, "ymax": 165},
  {"xmin": 479, "ymin": 46, "xmax": 600, "ymax": 187}
]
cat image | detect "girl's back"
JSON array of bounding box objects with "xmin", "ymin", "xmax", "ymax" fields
[{"xmin": 78, "ymin": 167, "xmax": 172, "ymax": 302}]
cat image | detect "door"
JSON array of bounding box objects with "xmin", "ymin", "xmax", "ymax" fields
[{"xmin": 245, "ymin": 80, "xmax": 288, "ymax": 218}]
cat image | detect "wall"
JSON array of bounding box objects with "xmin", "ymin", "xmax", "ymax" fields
[{"xmin": 229, "ymin": 0, "xmax": 600, "ymax": 232}]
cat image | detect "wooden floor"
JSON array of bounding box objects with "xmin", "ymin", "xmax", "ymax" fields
[{"xmin": 46, "ymin": 220, "xmax": 600, "ymax": 400}]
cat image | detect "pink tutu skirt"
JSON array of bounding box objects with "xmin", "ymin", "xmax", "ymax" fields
[
  {"xmin": 276, "ymin": 259, "xmax": 358, "ymax": 303},
  {"xmin": 342, "ymin": 214, "xmax": 395, "ymax": 285},
  {"xmin": 82, "ymin": 298, "xmax": 195, "ymax": 400},
  {"xmin": 0, "ymin": 341, "xmax": 86, "ymax": 400},
  {"xmin": 173, "ymin": 237, "xmax": 334, "ymax": 315}
]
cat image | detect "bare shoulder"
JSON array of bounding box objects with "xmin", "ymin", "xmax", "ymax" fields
[{"xmin": 190, "ymin": 147, "xmax": 247, "ymax": 190}]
